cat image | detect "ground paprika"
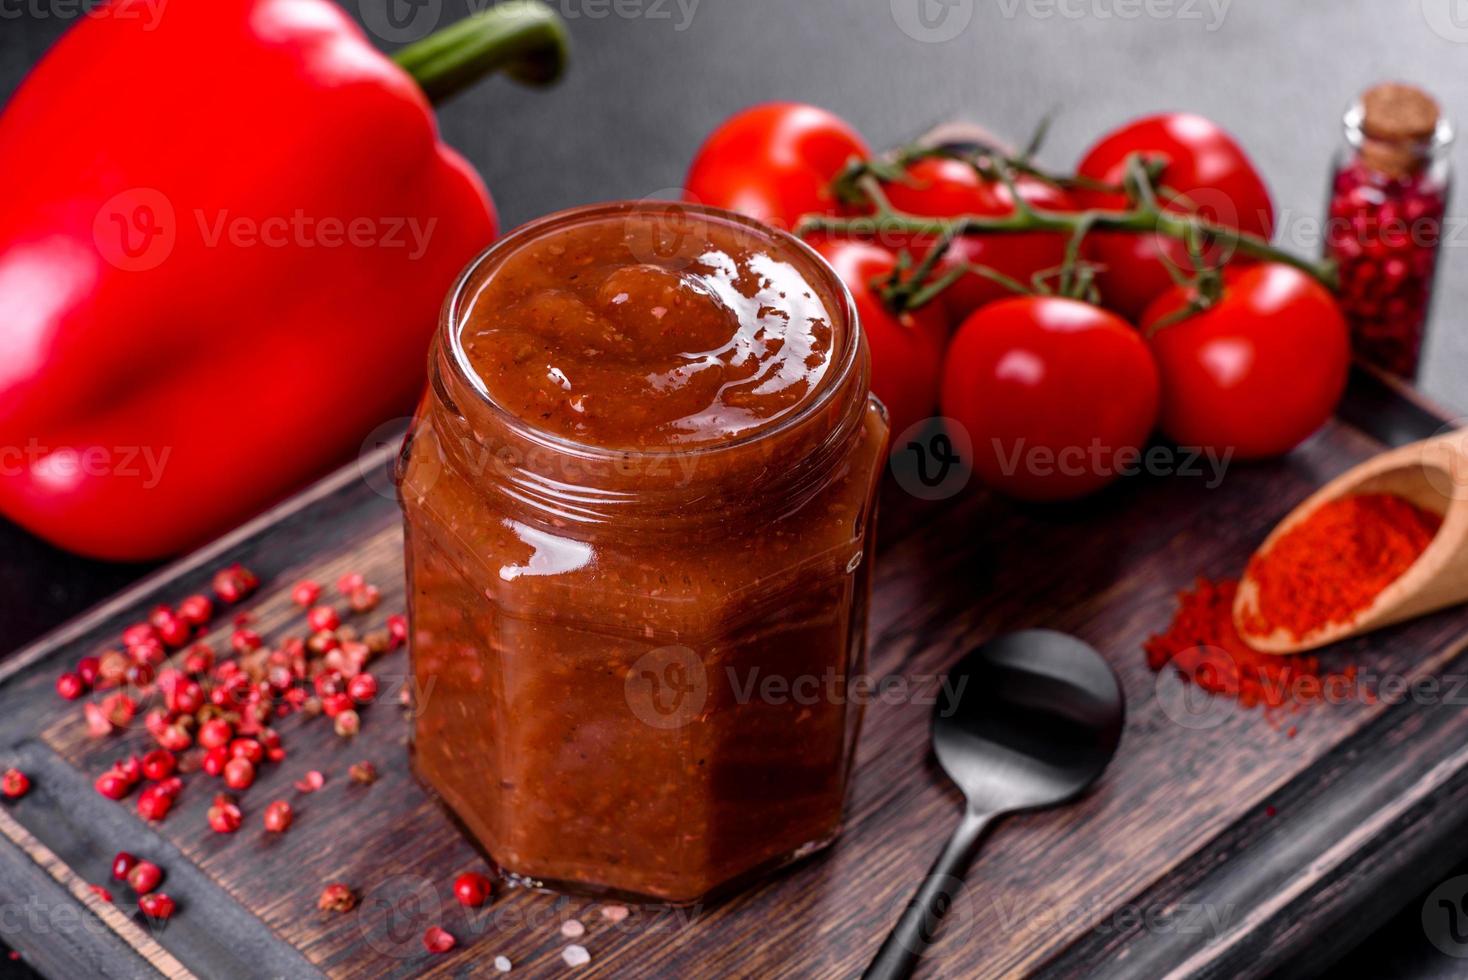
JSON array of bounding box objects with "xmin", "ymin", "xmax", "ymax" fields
[
  {"xmin": 1241, "ymin": 493, "xmax": 1441, "ymax": 640},
  {"xmin": 1145, "ymin": 577, "xmax": 1354, "ymax": 715}
]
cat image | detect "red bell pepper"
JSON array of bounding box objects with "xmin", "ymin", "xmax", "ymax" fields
[{"xmin": 0, "ymin": 0, "xmax": 567, "ymax": 560}]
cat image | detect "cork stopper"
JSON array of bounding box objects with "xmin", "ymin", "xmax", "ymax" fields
[{"xmin": 1358, "ymin": 82, "xmax": 1441, "ymax": 177}]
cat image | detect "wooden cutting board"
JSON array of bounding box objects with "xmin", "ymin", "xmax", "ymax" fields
[{"xmin": 1, "ymin": 366, "xmax": 1466, "ymax": 980}]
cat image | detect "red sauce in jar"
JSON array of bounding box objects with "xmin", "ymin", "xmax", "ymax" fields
[
  {"xmin": 457, "ymin": 209, "xmax": 841, "ymax": 448},
  {"xmin": 400, "ymin": 203, "xmax": 886, "ymax": 904}
]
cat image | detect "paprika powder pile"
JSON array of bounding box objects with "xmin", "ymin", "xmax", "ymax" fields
[
  {"xmin": 1145, "ymin": 577, "xmax": 1356, "ymax": 714},
  {"xmin": 1240, "ymin": 493, "xmax": 1441, "ymax": 640}
]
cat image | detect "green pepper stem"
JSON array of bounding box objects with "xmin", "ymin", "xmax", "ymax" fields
[{"xmin": 393, "ymin": 0, "xmax": 569, "ymax": 105}]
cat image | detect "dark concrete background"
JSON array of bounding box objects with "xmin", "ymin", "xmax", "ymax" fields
[{"xmin": 3, "ymin": 1, "xmax": 1468, "ymax": 976}]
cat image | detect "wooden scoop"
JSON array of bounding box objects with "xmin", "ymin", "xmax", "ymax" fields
[{"xmin": 1233, "ymin": 430, "xmax": 1468, "ymax": 654}]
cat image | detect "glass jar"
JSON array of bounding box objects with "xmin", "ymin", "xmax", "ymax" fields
[
  {"xmin": 398, "ymin": 202, "xmax": 888, "ymax": 904},
  {"xmin": 1325, "ymin": 82, "xmax": 1453, "ymax": 379}
]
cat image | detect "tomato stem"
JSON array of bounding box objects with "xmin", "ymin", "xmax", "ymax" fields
[
  {"xmin": 811, "ymin": 149, "xmax": 1338, "ymax": 294},
  {"xmin": 798, "ymin": 204, "xmax": 1337, "ymax": 291}
]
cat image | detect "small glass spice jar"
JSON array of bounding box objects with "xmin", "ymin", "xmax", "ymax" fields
[{"xmin": 1324, "ymin": 82, "xmax": 1453, "ymax": 379}]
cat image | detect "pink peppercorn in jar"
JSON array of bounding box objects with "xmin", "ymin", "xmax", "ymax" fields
[
  {"xmin": 1325, "ymin": 82, "xmax": 1453, "ymax": 379},
  {"xmin": 397, "ymin": 202, "xmax": 887, "ymax": 904}
]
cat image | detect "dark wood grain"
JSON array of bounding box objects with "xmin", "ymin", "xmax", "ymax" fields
[{"xmin": 1, "ymin": 377, "xmax": 1466, "ymax": 979}]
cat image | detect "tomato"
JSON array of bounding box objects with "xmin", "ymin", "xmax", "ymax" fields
[
  {"xmin": 813, "ymin": 239, "xmax": 948, "ymax": 440},
  {"xmin": 881, "ymin": 156, "xmax": 1076, "ymax": 322},
  {"xmin": 685, "ymin": 103, "xmax": 869, "ymax": 231},
  {"xmin": 1077, "ymin": 113, "xmax": 1274, "ymax": 320},
  {"xmin": 941, "ymin": 297, "xmax": 1159, "ymax": 501},
  {"xmin": 1141, "ymin": 264, "xmax": 1348, "ymax": 460}
]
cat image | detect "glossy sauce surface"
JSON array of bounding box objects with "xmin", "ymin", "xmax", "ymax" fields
[{"xmin": 457, "ymin": 210, "xmax": 841, "ymax": 448}]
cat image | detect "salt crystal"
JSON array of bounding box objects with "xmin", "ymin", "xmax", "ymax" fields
[
  {"xmin": 600, "ymin": 904, "xmax": 629, "ymax": 923},
  {"xmin": 562, "ymin": 945, "xmax": 590, "ymax": 967},
  {"xmin": 494, "ymin": 955, "xmax": 512, "ymax": 973},
  {"xmin": 561, "ymin": 919, "xmax": 585, "ymax": 939}
]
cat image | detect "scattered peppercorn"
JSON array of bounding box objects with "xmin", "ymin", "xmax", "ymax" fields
[
  {"xmin": 136, "ymin": 784, "xmax": 176, "ymax": 822},
  {"xmin": 223, "ymin": 757, "xmax": 256, "ymax": 791},
  {"xmin": 127, "ymin": 860, "xmax": 162, "ymax": 894},
  {"xmin": 207, "ymin": 794, "xmax": 243, "ymax": 834},
  {"xmin": 423, "ymin": 926, "xmax": 456, "ymax": 954},
  {"xmin": 453, "ymin": 872, "xmax": 492, "ymax": 908},
  {"xmin": 212, "ymin": 564, "xmax": 259, "ymax": 604},
  {"xmin": 1, "ymin": 768, "xmax": 29, "ymax": 799},
  {"xmin": 349, "ymin": 585, "xmax": 380, "ymax": 613},
  {"xmin": 141, "ymin": 750, "xmax": 176, "ymax": 782},
  {"xmin": 347, "ymin": 673, "xmax": 378, "ymax": 705},
  {"xmin": 333, "ymin": 709, "xmax": 360, "ymax": 738},
  {"xmin": 295, "ymin": 770, "xmax": 325, "ymax": 793},
  {"xmin": 230, "ymin": 738, "xmax": 264, "ymax": 766},
  {"xmin": 176, "ymin": 594, "xmax": 213, "ymax": 627},
  {"xmin": 55, "ymin": 672, "xmax": 83, "ymax": 700},
  {"xmin": 89, "ymin": 884, "xmax": 113, "ymax": 903},
  {"xmin": 348, "ymin": 762, "xmax": 377, "ymax": 785},
  {"xmin": 95, "ymin": 770, "xmax": 132, "ymax": 800},
  {"xmin": 111, "ymin": 852, "xmax": 138, "ymax": 881},
  {"xmin": 317, "ymin": 883, "xmax": 356, "ymax": 913},
  {"xmin": 138, "ymin": 892, "xmax": 176, "ymax": 920},
  {"xmin": 288, "ymin": 580, "xmax": 320, "ymax": 609},
  {"xmin": 307, "ymin": 605, "xmax": 341, "ymax": 633},
  {"xmin": 263, "ymin": 800, "xmax": 293, "ymax": 833}
]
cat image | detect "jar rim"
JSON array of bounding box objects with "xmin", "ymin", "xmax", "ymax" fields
[{"xmin": 439, "ymin": 200, "xmax": 863, "ymax": 464}]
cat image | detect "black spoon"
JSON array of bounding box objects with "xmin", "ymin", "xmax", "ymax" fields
[{"xmin": 864, "ymin": 629, "xmax": 1126, "ymax": 980}]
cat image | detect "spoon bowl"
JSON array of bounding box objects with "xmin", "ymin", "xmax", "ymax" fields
[
  {"xmin": 864, "ymin": 630, "xmax": 1125, "ymax": 980},
  {"xmin": 933, "ymin": 630, "xmax": 1125, "ymax": 814}
]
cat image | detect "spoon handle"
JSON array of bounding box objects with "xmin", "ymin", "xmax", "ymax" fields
[{"xmin": 863, "ymin": 808, "xmax": 995, "ymax": 980}]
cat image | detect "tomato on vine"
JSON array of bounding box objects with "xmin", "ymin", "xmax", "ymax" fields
[
  {"xmin": 941, "ymin": 296, "xmax": 1160, "ymax": 501},
  {"xmin": 1077, "ymin": 113, "xmax": 1275, "ymax": 320},
  {"xmin": 879, "ymin": 156, "xmax": 1077, "ymax": 323},
  {"xmin": 812, "ymin": 239, "xmax": 948, "ymax": 441},
  {"xmin": 684, "ymin": 102, "xmax": 869, "ymax": 230},
  {"xmin": 1141, "ymin": 263, "xmax": 1348, "ymax": 459}
]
